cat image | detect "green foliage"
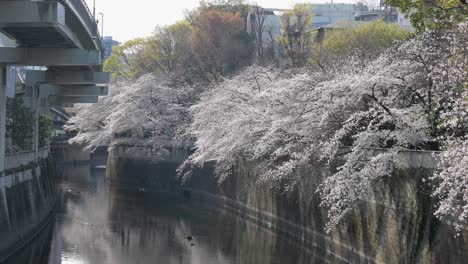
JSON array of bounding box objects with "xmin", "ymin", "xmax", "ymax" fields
[
  {"xmin": 103, "ymin": 38, "xmax": 148, "ymax": 79},
  {"xmin": 310, "ymin": 20, "xmax": 411, "ymax": 70},
  {"xmin": 385, "ymin": 0, "xmax": 467, "ymax": 31},
  {"xmin": 39, "ymin": 114, "xmax": 53, "ymax": 148},
  {"xmin": 5, "ymin": 97, "xmax": 54, "ymax": 150},
  {"xmin": 142, "ymin": 21, "xmax": 194, "ymax": 77},
  {"xmin": 323, "ymin": 20, "xmax": 410, "ymax": 53},
  {"xmin": 6, "ymin": 97, "xmax": 33, "ymax": 151}
]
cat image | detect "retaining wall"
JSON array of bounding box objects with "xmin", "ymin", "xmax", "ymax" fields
[
  {"xmin": 0, "ymin": 154, "xmax": 56, "ymax": 262},
  {"xmin": 52, "ymin": 143, "xmax": 90, "ymax": 164},
  {"xmin": 52, "ymin": 143, "xmax": 107, "ymax": 168}
]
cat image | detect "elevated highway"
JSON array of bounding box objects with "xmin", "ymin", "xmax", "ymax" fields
[
  {"xmin": 0, "ymin": 0, "xmax": 100, "ymax": 49},
  {"xmin": 0, "ymin": 0, "xmax": 110, "ymax": 173}
]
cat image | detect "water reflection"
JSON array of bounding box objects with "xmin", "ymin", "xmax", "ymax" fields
[{"xmin": 5, "ymin": 164, "xmax": 337, "ymax": 264}]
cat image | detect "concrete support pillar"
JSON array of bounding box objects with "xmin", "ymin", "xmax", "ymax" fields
[
  {"xmin": 0, "ymin": 65, "xmax": 6, "ymax": 173},
  {"xmin": 32, "ymin": 84, "xmax": 39, "ymax": 163}
]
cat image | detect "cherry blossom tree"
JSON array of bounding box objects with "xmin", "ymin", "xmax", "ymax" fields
[
  {"xmin": 71, "ymin": 17, "xmax": 467, "ymax": 234},
  {"xmin": 181, "ymin": 22, "xmax": 468, "ymax": 231},
  {"xmin": 431, "ymin": 22, "xmax": 468, "ymax": 232},
  {"xmin": 65, "ymin": 74, "xmax": 198, "ymax": 159}
]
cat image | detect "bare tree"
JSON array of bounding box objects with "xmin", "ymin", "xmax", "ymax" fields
[
  {"xmin": 250, "ymin": 6, "xmax": 267, "ymax": 64},
  {"xmin": 279, "ymin": 4, "xmax": 313, "ymax": 67}
]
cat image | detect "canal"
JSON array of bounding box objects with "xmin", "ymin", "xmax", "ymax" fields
[{"xmin": 4, "ymin": 163, "xmax": 339, "ymax": 264}]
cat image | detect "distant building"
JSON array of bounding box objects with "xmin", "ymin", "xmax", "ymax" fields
[
  {"xmin": 102, "ymin": 36, "xmax": 120, "ymax": 61},
  {"xmin": 354, "ymin": 8, "xmax": 399, "ymax": 23},
  {"xmin": 308, "ymin": 3, "xmax": 357, "ymax": 28},
  {"xmin": 1, "ymin": 33, "xmax": 18, "ymax": 98},
  {"xmin": 246, "ymin": 3, "xmax": 414, "ymax": 63}
]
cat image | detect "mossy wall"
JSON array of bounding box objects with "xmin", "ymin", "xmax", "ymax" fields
[{"xmin": 186, "ymin": 159, "xmax": 468, "ymax": 264}]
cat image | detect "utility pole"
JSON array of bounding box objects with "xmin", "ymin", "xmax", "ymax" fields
[{"xmin": 99, "ymin": 12, "xmax": 104, "ymax": 38}]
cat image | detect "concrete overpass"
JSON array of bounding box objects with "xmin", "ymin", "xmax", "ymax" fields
[{"xmin": 0, "ymin": 0, "xmax": 110, "ymax": 173}]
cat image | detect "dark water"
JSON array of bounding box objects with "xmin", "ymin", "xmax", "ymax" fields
[{"xmin": 5, "ymin": 164, "xmax": 336, "ymax": 264}]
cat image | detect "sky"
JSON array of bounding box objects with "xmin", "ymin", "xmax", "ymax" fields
[{"xmin": 84, "ymin": 0, "xmax": 360, "ymax": 43}]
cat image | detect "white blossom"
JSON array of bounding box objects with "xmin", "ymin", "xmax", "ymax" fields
[
  {"xmin": 183, "ymin": 23, "xmax": 468, "ymax": 231},
  {"xmin": 69, "ymin": 22, "xmax": 468, "ymax": 233},
  {"xmin": 66, "ymin": 74, "xmax": 198, "ymax": 159}
]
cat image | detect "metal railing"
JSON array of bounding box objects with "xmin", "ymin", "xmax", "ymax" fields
[
  {"xmin": 4, "ymin": 147, "xmax": 49, "ymax": 172},
  {"xmin": 59, "ymin": 0, "xmax": 103, "ymax": 51},
  {"xmin": 76, "ymin": 0, "xmax": 94, "ymax": 21}
]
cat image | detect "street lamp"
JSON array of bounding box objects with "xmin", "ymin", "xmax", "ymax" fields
[
  {"xmin": 93, "ymin": 0, "xmax": 96, "ymax": 21},
  {"xmin": 99, "ymin": 12, "xmax": 104, "ymax": 38}
]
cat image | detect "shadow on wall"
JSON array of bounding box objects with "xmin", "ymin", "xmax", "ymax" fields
[
  {"xmin": 106, "ymin": 149, "xmax": 188, "ymax": 192},
  {"xmin": 2, "ymin": 220, "xmax": 55, "ymax": 264}
]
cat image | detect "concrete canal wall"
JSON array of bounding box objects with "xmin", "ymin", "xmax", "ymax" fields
[
  {"xmin": 0, "ymin": 149, "xmax": 56, "ymax": 262},
  {"xmin": 187, "ymin": 160, "xmax": 468, "ymax": 264},
  {"xmin": 108, "ymin": 148, "xmax": 468, "ymax": 264},
  {"xmin": 107, "ymin": 147, "xmax": 187, "ymax": 191},
  {"xmin": 53, "ymin": 143, "xmax": 107, "ymax": 168}
]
